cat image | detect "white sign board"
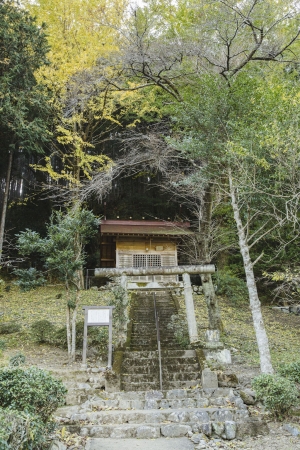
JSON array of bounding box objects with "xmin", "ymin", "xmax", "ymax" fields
[{"xmin": 87, "ymin": 308, "xmax": 110, "ymax": 324}]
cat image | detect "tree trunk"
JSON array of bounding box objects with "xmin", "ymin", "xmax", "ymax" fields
[
  {"xmin": 0, "ymin": 150, "xmax": 13, "ymax": 262},
  {"xmin": 65, "ymin": 282, "xmax": 72, "ymax": 362},
  {"xmin": 228, "ymin": 169, "xmax": 274, "ymax": 374},
  {"xmin": 70, "ymin": 288, "xmax": 80, "ymax": 362},
  {"xmin": 201, "ymin": 273, "xmax": 223, "ymax": 330},
  {"xmin": 199, "ymin": 184, "xmax": 223, "ymax": 331},
  {"xmin": 66, "ymin": 305, "xmax": 72, "ymax": 362}
]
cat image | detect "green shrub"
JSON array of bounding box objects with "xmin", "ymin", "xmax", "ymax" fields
[
  {"xmin": 13, "ymin": 268, "xmax": 45, "ymax": 292},
  {"xmin": 0, "ymin": 339, "xmax": 6, "ymax": 351},
  {"xmin": 9, "ymin": 354, "xmax": 26, "ymax": 368},
  {"xmin": 0, "ymin": 407, "xmax": 51, "ymax": 450},
  {"xmin": 278, "ymin": 361, "xmax": 300, "ymax": 383},
  {"xmin": 167, "ymin": 314, "xmax": 190, "ymax": 348},
  {"xmin": 214, "ymin": 270, "xmax": 248, "ymax": 303},
  {"xmin": 0, "ymin": 367, "xmax": 67, "ymax": 422},
  {"xmin": 0, "ymin": 323, "xmax": 21, "ymax": 335},
  {"xmin": 252, "ymin": 374, "xmax": 298, "ymax": 419},
  {"xmin": 31, "ymin": 320, "xmax": 56, "ymax": 344},
  {"xmin": 55, "ymin": 320, "xmax": 108, "ymax": 355}
]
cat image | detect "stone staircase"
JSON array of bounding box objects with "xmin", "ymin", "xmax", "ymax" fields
[
  {"xmin": 55, "ymin": 386, "xmax": 255, "ymax": 443},
  {"xmin": 130, "ymin": 291, "xmax": 178, "ymax": 350},
  {"xmin": 121, "ymin": 290, "xmax": 201, "ymax": 391},
  {"xmin": 52, "ymin": 289, "xmax": 269, "ymax": 448}
]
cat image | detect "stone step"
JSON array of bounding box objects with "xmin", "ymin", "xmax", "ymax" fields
[
  {"xmin": 121, "ymin": 380, "xmax": 202, "ymax": 391},
  {"xmin": 56, "ymin": 407, "xmax": 249, "ymax": 440},
  {"xmin": 84, "ymin": 437, "xmax": 195, "ymax": 450},
  {"xmin": 121, "ymin": 358, "xmax": 199, "ymax": 367},
  {"xmin": 123, "ymin": 350, "xmax": 196, "ymax": 358},
  {"xmin": 60, "ymin": 387, "xmax": 243, "ymax": 406},
  {"xmin": 61, "ymin": 394, "xmax": 239, "ymax": 411},
  {"xmin": 57, "ymin": 407, "xmax": 248, "ymax": 425},
  {"xmin": 121, "ymin": 372, "xmax": 200, "ymax": 384},
  {"xmin": 122, "ymin": 364, "xmax": 200, "ymax": 374},
  {"xmin": 130, "ymin": 340, "xmax": 178, "ymax": 347}
]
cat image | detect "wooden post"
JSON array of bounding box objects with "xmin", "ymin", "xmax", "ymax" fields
[
  {"xmin": 120, "ymin": 274, "xmax": 127, "ymax": 290},
  {"xmin": 82, "ymin": 308, "xmax": 88, "ymax": 365},
  {"xmin": 108, "ymin": 308, "xmax": 113, "ymax": 368},
  {"xmin": 182, "ymin": 272, "xmax": 199, "ymax": 343}
]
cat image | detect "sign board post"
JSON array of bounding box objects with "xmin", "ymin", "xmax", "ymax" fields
[{"xmin": 82, "ymin": 306, "xmax": 114, "ymax": 368}]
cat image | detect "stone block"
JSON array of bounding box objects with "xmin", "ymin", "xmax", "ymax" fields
[
  {"xmin": 168, "ymin": 411, "xmax": 190, "ymax": 423},
  {"xmin": 168, "ymin": 400, "xmax": 183, "ymax": 408},
  {"xmin": 110, "ymin": 425, "xmax": 136, "ymax": 438},
  {"xmin": 212, "ymin": 410, "xmax": 234, "ymax": 422},
  {"xmin": 130, "ymin": 400, "xmax": 144, "ymax": 409},
  {"xmin": 240, "ymin": 389, "xmax": 256, "ymax": 405},
  {"xmin": 201, "ymin": 368, "xmax": 218, "ymax": 389},
  {"xmin": 212, "ymin": 421, "xmax": 225, "ymax": 436},
  {"xmin": 190, "ymin": 410, "xmax": 210, "ymax": 423},
  {"xmin": 200, "ymin": 422, "xmax": 212, "ymax": 437},
  {"xmin": 144, "ymin": 399, "xmax": 158, "ymax": 409},
  {"xmin": 225, "ymin": 421, "xmax": 236, "ymax": 440},
  {"xmin": 136, "ymin": 425, "xmax": 160, "ymax": 438},
  {"xmin": 236, "ymin": 418, "xmax": 269, "ymax": 439},
  {"xmin": 145, "ymin": 390, "xmax": 163, "ymax": 400},
  {"xmin": 160, "ymin": 399, "xmax": 170, "ymax": 408},
  {"xmin": 196, "ymin": 398, "xmax": 209, "ymax": 408},
  {"xmin": 283, "ymin": 423, "xmax": 300, "ymax": 436},
  {"xmin": 160, "ymin": 424, "xmax": 192, "ymax": 437},
  {"xmin": 205, "ymin": 329, "xmax": 220, "ymax": 342},
  {"xmin": 166, "ymin": 389, "xmax": 187, "ymax": 399},
  {"xmin": 191, "ymin": 433, "xmax": 206, "ymax": 444},
  {"xmin": 118, "ymin": 400, "xmax": 131, "ymax": 409},
  {"xmin": 217, "ymin": 371, "xmax": 238, "ymax": 387}
]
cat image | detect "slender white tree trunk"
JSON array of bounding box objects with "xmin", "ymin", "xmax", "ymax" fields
[
  {"xmin": 0, "ymin": 150, "xmax": 13, "ymax": 261},
  {"xmin": 228, "ymin": 169, "xmax": 274, "ymax": 374},
  {"xmin": 65, "ymin": 281, "xmax": 72, "ymax": 362},
  {"xmin": 71, "ymin": 289, "xmax": 80, "ymax": 362}
]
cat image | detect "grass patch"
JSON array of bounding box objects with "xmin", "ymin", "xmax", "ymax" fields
[
  {"xmin": 0, "ymin": 284, "xmax": 114, "ymax": 349},
  {"xmin": 190, "ymin": 294, "xmax": 300, "ymax": 368}
]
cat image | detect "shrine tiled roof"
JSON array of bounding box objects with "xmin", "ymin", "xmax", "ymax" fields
[{"xmin": 100, "ymin": 220, "xmax": 192, "ymax": 236}]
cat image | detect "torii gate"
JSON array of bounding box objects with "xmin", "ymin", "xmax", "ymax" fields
[{"xmin": 94, "ymin": 264, "xmax": 215, "ymax": 344}]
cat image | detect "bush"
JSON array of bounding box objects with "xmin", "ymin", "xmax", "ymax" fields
[
  {"xmin": 0, "ymin": 367, "xmax": 67, "ymax": 422},
  {"xmin": 31, "ymin": 320, "xmax": 56, "ymax": 344},
  {"xmin": 252, "ymin": 373, "xmax": 298, "ymax": 419},
  {"xmin": 0, "ymin": 407, "xmax": 51, "ymax": 450},
  {"xmin": 13, "ymin": 268, "xmax": 45, "ymax": 292},
  {"xmin": 9, "ymin": 354, "xmax": 26, "ymax": 368},
  {"xmin": 167, "ymin": 314, "xmax": 190, "ymax": 348},
  {"xmin": 0, "ymin": 323, "xmax": 21, "ymax": 335},
  {"xmin": 55, "ymin": 320, "xmax": 108, "ymax": 355},
  {"xmin": 214, "ymin": 270, "xmax": 248, "ymax": 303},
  {"xmin": 278, "ymin": 361, "xmax": 300, "ymax": 383}
]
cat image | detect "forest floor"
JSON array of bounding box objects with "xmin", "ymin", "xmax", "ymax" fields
[{"xmin": 0, "ymin": 284, "xmax": 300, "ymax": 449}]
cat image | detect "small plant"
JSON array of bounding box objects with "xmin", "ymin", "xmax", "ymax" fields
[
  {"xmin": 214, "ymin": 270, "xmax": 248, "ymax": 304},
  {"xmin": 31, "ymin": 320, "xmax": 56, "ymax": 344},
  {"xmin": 0, "ymin": 323, "xmax": 21, "ymax": 335},
  {"xmin": 278, "ymin": 361, "xmax": 300, "ymax": 383},
  {"xmin": 0, "ymin": 407, "xmax": 51, "ymax": 450},
  {"xmin": 54, "ymin": 321, "xmax": 108, "ymax": 356},
  {"xmin": 252, "ymin": 373, "xmax": 298, "ymax": 419},
  {"xmin": 9, "ymin": 353, "xmax": 26, "ymax": 367},
  {"xmin": 167, "ymin": 314, "xmax": 190, "ymax": 348},
  {"xmin": 13, "ymin": 268, "xmax": 45, "ymax": 292},
  {"xmin": 0, "ymin": 367, "xmax": 67, "ymax": 422},
  {"xmin": 0, "ymin": 340, "xmax": 6, "ymax": 351}
]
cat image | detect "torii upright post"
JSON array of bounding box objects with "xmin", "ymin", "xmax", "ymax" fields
[{"xmin": 182, "ymin": 272, "xmax": 199, "ymax": 343}]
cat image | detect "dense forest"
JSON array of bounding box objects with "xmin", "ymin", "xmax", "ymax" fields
[{"xmin": 1, "ymin": 0, "xmax": 300, "ymax": 307}]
